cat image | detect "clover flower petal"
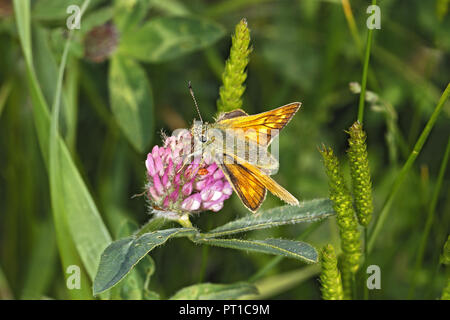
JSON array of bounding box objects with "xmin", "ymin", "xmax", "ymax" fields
[{"xmin": 145, "ymin": 130, "xmax": 232, "ymax": 215}]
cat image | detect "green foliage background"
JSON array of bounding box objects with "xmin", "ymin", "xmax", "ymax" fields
[{"xmin": 0, "ymin": 0, "xmax": 449, "ymax": 299}]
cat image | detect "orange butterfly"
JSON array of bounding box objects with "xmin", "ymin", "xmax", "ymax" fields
[{"xmin": 190, "ymin": 100, "xmax": 301, "ymax": 212}]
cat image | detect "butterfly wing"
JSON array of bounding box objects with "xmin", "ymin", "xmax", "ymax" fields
[
  {"xmin": 217, "ymin": 154, "xmax": 299, "ymax": 212},
  {"xmin": 215, "ymin": 102, "xmax": 301, "ymax": 146},
  {"xmin": 217, "ymin": 154, "xmax": 267, "ymax": 212}
]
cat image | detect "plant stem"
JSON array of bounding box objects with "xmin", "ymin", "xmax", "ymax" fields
[
  {"xmin": 409, "ymin": 136, "xmax": 450, "ymax": 298},
  {"xmin": 368, "ymin": 83, "xmax": 450, "ymax": 252},
  {"xmin": 357, "ymin": 0, "xmax": 377, "ymax": 123},
  {"xmin": 198, "ymin": 245, "xmax": 210, "ymax": 283},
  {"xmin": 177, "ymin": 214, "xmax": 194, "ymax": 228},
  {"xmin": 135, "ymin": 217, "xmax": 167, "ymax": 236}
]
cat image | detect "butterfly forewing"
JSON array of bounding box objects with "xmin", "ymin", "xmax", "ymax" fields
[
  {"xmin": 215, "ymin": 102, "xmax": 301, "ymax": 146},
  {"xmin": 198, "ymin": 101, "xmax": 301, "ymax": 213}
]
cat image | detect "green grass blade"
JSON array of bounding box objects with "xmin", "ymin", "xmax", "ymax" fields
[
  {"xmin": 19, "ymin": 219, "xmax": 57, "ymax": 299},
  {"xmin": 50, "ymin": 7, "xmax": 114, "ymax": 284},
  {"xmin": 368, "ymin": 83, "xmax": 450, "ymax": 252},
  {"xmin": 13, "ymin": 0, "xmax": 93, "ymax": 300},
  {"xmin": 64, "ymin": 58, "xmax": 79, "ymax": 151},
  {"xmin": 201, "ymin": 199, "xmax": 334, "ymax": 238},
  {"xmin": 0, "ymin": 76, "xmax": 13, "ymax": 118},
  {"xmin": 31, "ymin": 25, "xmax": 68, "ymax": 119},
  {"xmin": 357, "ymin": 0, "xmax": 377, "ymax": 123},
  {"xmin": 13, "ymin": 0, "xmax": 31, "ymax": 64},
  {"xmin": 0, "ymin": 264, "xmax": 13, "ymax": 299},
  {"xmin": 409, "ymin": 136, "xmax": 450, "ymax": 298},
  {"xmin": 14, "ymin": 0, "xmax": 113, "ymax": 298}
]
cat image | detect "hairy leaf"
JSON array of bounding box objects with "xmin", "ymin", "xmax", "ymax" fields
[
  {"xmin": 93, "ymin": 228, "xmax": 197, "ymax": 295},
  {"xmin": 110, "ymin": 220, "xmax": 155, "ymax": 300},
  {"xmin": 201, "ymin": 199, "xmax": 335, "ymax": 238},
  {"xmin": 194, "ymin": 238, "xmax": 318, "ymax": 263}
]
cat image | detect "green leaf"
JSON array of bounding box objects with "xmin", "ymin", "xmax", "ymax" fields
[
  {"xmin": 170, "ymin": 282, "xmax": 258, "ymax": 300},
  {"xmin": 13, "ymin": 0, "xmax": 31, "ymax": 64},
  {"xmin": 118, "ymin": 16, "xmax": 225, "ymax": 63},
  {"xmin": 113, "ymin": 0, "xmax": 152, "ymax": 33},
  {"xmin": 110, "ymin": 219, "xmax": 157, "ymax": 300},
  {"xmin": 150, "ymin": 0, "xmax": 190, "ymax": 16},
  {"xmin": 64, "ymin": 58, "xmax": 79, "ymax": 151},
  {"xmin": 194, "ymin": 238, "xmax": 318, "ymax": 264},
  {"xmin": 201, "ymin": 199, "xmax": 335, "ymax": 238},
  {"xmin": 109, "ymin": 55, "xmax": 154, "ymax": 153},
  {"xmin": 93, "ymin": 228, "xmax": 197, "ymax": 295},
  {"xmin": 79, "ymin": 6, "xmax": 114, "ymax": 35},
  {"xmin": 32, "ymin": 0, "xmax": 105, "ymax": 20}
]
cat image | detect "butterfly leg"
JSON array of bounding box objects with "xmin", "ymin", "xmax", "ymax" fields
[{"xmin": 176, "ymin": 149, "xmax": 203, "ymax": 174}]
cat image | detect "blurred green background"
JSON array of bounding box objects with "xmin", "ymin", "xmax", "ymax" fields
[{"xmin": 0, "ymin": 0, "xmax": 449, "ymax": 300}]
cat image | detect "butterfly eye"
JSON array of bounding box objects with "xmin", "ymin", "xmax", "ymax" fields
[{"xmin": 200, "ymin": 136, "xmax": 207, "ymax": 143}]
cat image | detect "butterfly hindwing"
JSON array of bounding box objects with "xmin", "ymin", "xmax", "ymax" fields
[
  {"xmin": 217, "ymin": 154, "xmax": 267, "ymax": 212},
  {"xmin": 217, "ymin": 154, "xmax": 299, "ymax": 212}
]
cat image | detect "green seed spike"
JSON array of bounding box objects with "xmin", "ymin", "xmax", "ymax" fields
[
  {"xmin": 217, "ymin": 18, "xmax": 252, "ymax": 112},
  {"xmin": 347, "ymin": 121, "xmax": 373, "ymax": 227},
  {"xmin": 320, "ymin": 244, "xmax": 344, "ymax": 300},
  {"xmin": 319, "ymin": 145, "xmax": 362, "ymax": 299}
]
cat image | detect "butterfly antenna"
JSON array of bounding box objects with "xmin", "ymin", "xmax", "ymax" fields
[{"xmin": 188, "ymin": 81, "xmax": 203, "ymax": 123}]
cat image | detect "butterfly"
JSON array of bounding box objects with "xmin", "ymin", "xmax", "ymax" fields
[{"xmin": 187, "ymin": 84, "xmax": 301, "ymax": 212}]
